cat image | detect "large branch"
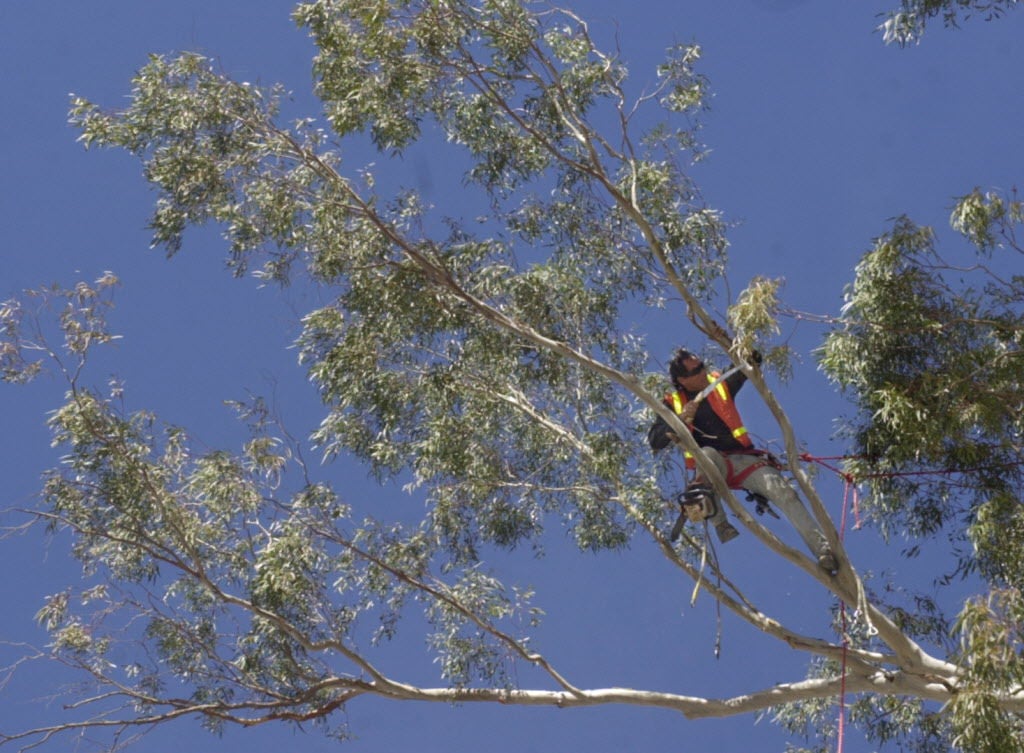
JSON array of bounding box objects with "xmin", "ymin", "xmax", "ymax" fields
[
  {"xmin": 7, "ymin": 662, "xmax": 1003, "ymax": 752},
  {"xmin": 322, "ymin": 668, "xmax": 1013, "ymax": 718}
]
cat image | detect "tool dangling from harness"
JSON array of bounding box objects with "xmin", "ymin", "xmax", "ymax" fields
[
  {"xmin": 668, "ymin": 482, "xmax": 717, "ymax": 541},
  {"xmin": 745, "ymin": 490, "xmax": 780, "ymax": 519},
  {"xmin": 668, "ymin": 484, "xmax": 782, "ymax": 541}
]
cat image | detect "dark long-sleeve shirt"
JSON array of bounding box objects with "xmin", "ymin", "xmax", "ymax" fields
[{"xmin": 647, "ymin": 367, "xmax": 750, "ymax": 453}]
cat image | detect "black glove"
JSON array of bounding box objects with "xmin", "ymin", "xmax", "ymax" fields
[{"xmin": 647, "ymin": 419, "xmax": 673, "ymax": 451}]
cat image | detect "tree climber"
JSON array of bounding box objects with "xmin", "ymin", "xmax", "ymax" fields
[{"xmin": 647, "ymin": 346, "xmax": 839, "ymax": 575}]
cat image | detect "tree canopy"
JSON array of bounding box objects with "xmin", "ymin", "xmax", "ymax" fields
[{"xmin": 2, "ymin": 1, "xmax": 1022, "ymax": 752}]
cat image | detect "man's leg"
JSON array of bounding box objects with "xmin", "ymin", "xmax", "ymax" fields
[
  {"xmin": 692, "ymin": 448, "xmax": 740, "ymax": 543},
  {"xmin": 737, "ymin": 460, "xmax": 838, "ymax": 573}
]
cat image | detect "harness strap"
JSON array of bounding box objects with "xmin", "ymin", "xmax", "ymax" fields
[
  {"xmin": 725, "ymin": 458, "xmax": 766, "ymax": 488},
  {"xmin": 722, "ymin": 449, "xmax": 774, "ymax": 489},
  {"xmin": 691, "ymin": 450, "xmax": 780, "ymax": 490}
]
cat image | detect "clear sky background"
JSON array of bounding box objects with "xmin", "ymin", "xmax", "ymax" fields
[{"xmin": 2, "ymin": 2, "xmax": 1022, "ymax": 752}]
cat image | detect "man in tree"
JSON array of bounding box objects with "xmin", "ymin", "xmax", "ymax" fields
[{"xmin": 648, "ymin": 346, "xmax": 839, "ymax": 575}]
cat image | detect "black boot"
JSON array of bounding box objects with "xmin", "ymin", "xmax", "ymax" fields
[{"xmin": 716, "ymin": 521, "xmax": 740, "ymax": 543}]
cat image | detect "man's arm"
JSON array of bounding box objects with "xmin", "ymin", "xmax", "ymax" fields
[
  {"xmin": 647, "ymin": 415, "xmax": 673, "ymax": 451},
  {"xmin": 723, "ymin": 350, "xmax": 762, "ymax": 396},
  {"xmin": 723, "ymin": 367, "xmax": 748, "ymax": 396}
]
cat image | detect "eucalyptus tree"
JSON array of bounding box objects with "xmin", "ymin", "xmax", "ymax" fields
[{"xmin": 2, "ymin": 1, "xmax": 1022, "ymax": 752}]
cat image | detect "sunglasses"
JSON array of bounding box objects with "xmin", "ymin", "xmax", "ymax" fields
[{"xmin": 679, "ymin": 361, "xmax": 706, "ymax": 378}]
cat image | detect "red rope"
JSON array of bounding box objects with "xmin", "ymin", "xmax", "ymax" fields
[
  {"xmin": 800, "ymin": 453, "xmax": 856, "ymax": 483},
  {"xmin": 799, "ymin": 454, "xmax": 860, "ymax": 753},
  {"xmin": 796, "ymin": 451, "xmax": 1024, "ymax": 751},
  {"xmin": 838, "ymin": 603, "xmax": 848, "ymax": 753},
  {"xmin": 835, "ymin": 479, "xmax": 856, "ymax": 753},
  {"xmin": 799, "ymin": 453, "xmax": 1023, "ymax": 481}
]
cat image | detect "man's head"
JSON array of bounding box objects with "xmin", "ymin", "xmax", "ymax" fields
[{"xmin": 669, "ymin": 348, "xmax": 707, "ymax": 390}]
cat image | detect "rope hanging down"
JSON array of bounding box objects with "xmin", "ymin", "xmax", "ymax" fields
[
  {"xmin": 797, "ymin": 451, "xmax": 1024, "ymax": 753},
  {"xmin": 835, "ymin": 477, "xmax": 858, "ymax": 753},
  {"xmin": 796, "ymin": 454, "xmax": 861, "ymax": 753}
]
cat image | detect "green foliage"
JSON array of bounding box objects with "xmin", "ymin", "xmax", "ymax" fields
[
  {"xmin": 951, "ymin": 188, "xmax": 1024, "ymax": 255},
  {"xmin": 819, "ymin": 211, "xmax": 1024, "ymax": 577},
  {"xmin": 65, "ymin": 0, "xmax": 722, "ymax": 570},
  {"xmin": 1, "ymin": 277, "xmax": 560, "ymax": 735},
  {"xmin": 819, "ymin": 197, "xmax": 1024, "ymax": 750},
  {"xmin": 0, "ymin": 273, "xmax": 121, "ymax": 384},
  {"xmin": 5, "ymin": 2, "xmax": 733, "ymax": 744},
  {"xmin": 880, "ymin": 0, "xmax": 1021, "ymax": 45},
  {"xmin": 4, "ymin": 317, "xmax": 545, "ymax": 736},
  {"xmin": 729, "ymin": 275, "xmax": 782, "ymax": 366},
  {"xmin": 425, "ymin": 566, "xmax": 525, "ymax": 686},
  {"xmin": 71, "ymin": 52, "xmax": 323, "ymax": 280}
]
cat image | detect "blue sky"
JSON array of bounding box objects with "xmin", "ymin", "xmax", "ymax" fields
[{"xmin": 2, "ymin": 2, "xmax": 1023, "ymax": 752}]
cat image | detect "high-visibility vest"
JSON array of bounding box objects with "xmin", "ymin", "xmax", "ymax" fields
[{"xmin": 666, "ymin": 371, "xmax": 752, "ymax": 466}]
